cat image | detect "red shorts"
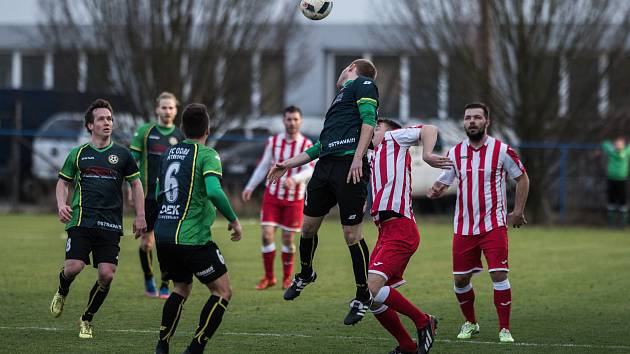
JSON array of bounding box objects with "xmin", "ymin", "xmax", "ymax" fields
[
  {"xmin": 260, "ymin": 190, "xmax": 304, "ymax": 232},
  {"xmin": 452, "ymin": 227, "xmax": 509, "ymax": 275},
  {"xmin": 369, "ymin": 217, "xmax": 420, "ymax": 287}
]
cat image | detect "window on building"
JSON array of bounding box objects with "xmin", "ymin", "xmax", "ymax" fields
[
  {"xmin": 21, "ymin": 53, "xmax": 45, "ymax": 89},
  {"xmin": 409, "ymin": 53, "xmax": 439, "ymax": 118},
  {"xmin": 224, "ymin": 52, "xmax": 252, "ymax": 117},
  {"xmin": 372, "ymin": 55, "xmax": 400, "ymax": 118},
  {"xmin": 568, "ymin": 53, "xmax": 599, "ymax": 117},
  {"xmin": 537, "ymin": 55, "xmax": 560, "ymax": 118},
  {"xmin": 609, "ymin": 55, "xmax": 630, "ymax": 114},
  {"xmin": 0, "ymin": 53, "xmax": 11, "ymax": 88},
  {"xmin": 87, "ymin": 51, "xmax": 110, "ymax": 93},
  {"xmin": 260, "ymin": 51, "xmax": 284, "ymax": 115},
  {"xmin": 54, "ymin": 50, "xmax": 79, "ymax": 91},
  {"xmin": 448, "ymin": 54, "xmax": 479, "ymax": 118}
]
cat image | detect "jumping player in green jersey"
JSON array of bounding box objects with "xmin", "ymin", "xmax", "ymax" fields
[
  {"xmin": 49, "ymin": 99, "xmax": 147, "ymax": 339},
  {"xmin": 130, "ymin": 92, "xmax": 185, "ymax": 299},
  {"xmin": 268, "ymin": 58, "xmax": 379, "ymax": 326},
  {"xmin": 153, "ymin": 103, "xmax": 242, "ymax": 354}
]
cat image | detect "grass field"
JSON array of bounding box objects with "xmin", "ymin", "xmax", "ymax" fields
[{"xmin": 1, "ymin": 214, "xmax": 629, "ymax": 354}]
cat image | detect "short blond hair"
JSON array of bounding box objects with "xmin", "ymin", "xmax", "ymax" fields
[{"xmin": 155, "ymin": 92, "xmax": 179, "ymax": 107}]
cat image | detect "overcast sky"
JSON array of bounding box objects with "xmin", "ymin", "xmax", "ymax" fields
[{"xmin": 0, "ymin": 0, "xmax": 383, "ymax": 25}]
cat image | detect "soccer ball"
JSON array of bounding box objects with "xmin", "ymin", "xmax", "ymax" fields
[{"xmin": 300, "ymin": 0, "xmax": 333, "ymax": 21}]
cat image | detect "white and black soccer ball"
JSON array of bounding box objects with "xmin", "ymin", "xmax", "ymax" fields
[{"xmin": 300, "ymin": 0, "xmax": 333, "ymax": 21}]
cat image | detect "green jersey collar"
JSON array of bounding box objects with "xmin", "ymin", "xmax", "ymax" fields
[
  {"xmin": 90, "ymin": 141, "xmax": 113, "ymax": 152},
  {"xmin": 342, "ymin": 79, "xmax": 354, "ymax": 88},
  {"xmin": 155, "ymin": 124, "xmax": 176, "ymax": 135}
]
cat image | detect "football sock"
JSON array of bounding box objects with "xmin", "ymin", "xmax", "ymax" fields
[
  {"xmin": 139, "ymin": 247, "xmax": 153, "ymax": 280},
  {"xmin": 348, "ymin": 238, "xmax": 370, "ymax": 301},
  {"xmin": 493, "ymin": 279, "xmax": 512, "ymax": 330},
  {"xmin": 454, "ymin": 283, "xmax": 477, "ymax": 324},
  {"xmin": 189, "ymin": 295, "xmax": 229, "ymax": 353},
  {"xmin": 620, "ymin": 206, "xmax": 628, "ymax": 227},
  {"xmin": 379, "ymin": 287, "xmax": 429, "ymax": 329},
  {"xmin": 81, "ymin": 280, "xmax": 110, "ymax": 322},
  {"xmin": 158, "ymin": 292, "xmax": 186, "ymax": 344},
  {"xmin": 373, "ymin": 305, "xmax": 417, "ymax": 353},
  {"xmin": 261, "ymin": 243, "xmax": 276, "ymax": 279},
  {"xmin": 298, "ymin": 234, "xmax": 318, "ymax": 279},
  {"xmin": 281, "ymin": 245, "xmax": 295, "ymax": 280},
  {"xmin": 58, "ymin": 269, "xmax": 74, "ymax": 296}
]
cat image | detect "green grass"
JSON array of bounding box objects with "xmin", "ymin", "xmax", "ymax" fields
[{"xmin": 1, "ymin": 214, "xmax": 629, "ymax": 353}]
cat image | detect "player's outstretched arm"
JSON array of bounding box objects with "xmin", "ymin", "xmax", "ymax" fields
[
  {"xmin": 508, "ymin": 172, "xmax": 530, "ymax": 228},
  {"xmin": 56, "ymin": 179, "xmax": 73, "ymax": 224},
  {"xmin": 267, "ymin": 151, "xmax": 312, "ymax": 183},
  {"xmin": 420, "ymin": 125, "xmax": 453, "ymax": 170},
  {"xmin": 243, "ymin": 138, "xmax": 274, "ymax": 201},
  {"xmin": 129, "ymin": 179, "xmax": 147, "ymax": 237},
  {"xmin": 427, "ymin": 181, "xmax": 449, "ymax": 199}
]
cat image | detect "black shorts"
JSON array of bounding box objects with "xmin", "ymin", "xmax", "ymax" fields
[
  {"xmin": 304, "ymin": 155, "xmax": 370, "ymax": 226},
  {"xmin": 156, "ymin": 242, "xmax": 228, "ymax": 284},
  {"xmin": 65, "ymin": 227, "xmax": 121, "ymax": 268},
  {"xmin": 607, "ymin": 179, "xmax": 627, "ymax": 206},
  {"xmin": 145, "ymin": 198, "xmax": 159, "ymax": 232}
]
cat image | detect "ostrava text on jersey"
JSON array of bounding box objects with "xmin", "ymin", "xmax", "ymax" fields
[
  {"xmin": 154, "ymin": 140, "xmax": 222, "ymax": 246},
  {"xmin": 319, "ymin": 76, "xmax": 379, "ymax": 157},
  {"xmin": 130, "ymin": 123, "xmax": 185, "ymax": 200},
  {"xmin": 58, "ymin": 142, "xmax": 140, "ymax": 234}
]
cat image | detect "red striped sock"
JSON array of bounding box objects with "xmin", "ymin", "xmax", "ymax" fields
[
  {"xmin": 374, "ymin": 306, "xmax": 417, "ymax": 353},
  {"xmin": 455, "ymin": 286, "xmax": 477, "ymax": 324},
  {"xmin": 281, "ymin": 251, "xmax": 294, "ymax": 281},
  {"xmin": 261, "ymin": 245, "xmax": 276, "ymax": 280},
  {"xmin": 494, "ymin": 288, "xmax": 511, "ymax": 330},
  {"xmin": 384, "ymin": 288, "xmax": 429, "ymax": 329}
]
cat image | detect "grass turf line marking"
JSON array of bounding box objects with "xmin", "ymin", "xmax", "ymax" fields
[{"xmin": 1, "ymin": 326, "xmax": 629, "ymax": 350}]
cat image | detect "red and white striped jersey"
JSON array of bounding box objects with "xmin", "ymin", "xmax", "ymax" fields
[
  {"xmin": 245, "ymin": 133, "xmax": 314, "ymax": 201},
  {"xmin": 370, "ymin": 125, "xmax": 423, "ymax": 221},
  {"xmin": 438, "ymin": 136, "xmax": 526, "ymax": 235}
]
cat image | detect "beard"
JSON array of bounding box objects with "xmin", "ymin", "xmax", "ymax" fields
[{"xmin": 465, "ymin": 125, "xmax": 487, "ymax": 142}]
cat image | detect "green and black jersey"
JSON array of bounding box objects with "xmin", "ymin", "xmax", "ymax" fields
[
  {"xmin": 130, "ymin": 123, "xmax": 185, "ymax": 200},
  {"xmin": 154, "ymin": 140, "xmax": 235, "ymax": 246},
  {"xmin": 312, "ymin": 76, "xmax": 379, "ymax": 159},
  {"xmin": 58, "ymin": 142, "xmax": 140, "ymax": 234}
]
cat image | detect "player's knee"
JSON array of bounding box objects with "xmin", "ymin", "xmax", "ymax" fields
[
  {"xmin": 98, "ymin": 271, "xmax": 115, "ymax": 286},
  {"xmin": 261, "ymin": 233, "xmax": 274, "ymax": 245},
  {"xmin": 367, "ymin": 281, "xmax": 382, "ymax": 297},
  {"xmin": 64, "ymin": 261, "xmax": 85, "ymax": 276},
  {"xmin": 453, "ymin": 275, "xmax": 472, "ymax": 288},
  {"xmin": 489, "ymin": 271, "xmax": 508, "ymax": 283},
  {"xmin": 214, "ymin": 286, "xmax": 232, "ymax": 300},
  {"xmin": 301, "ymin": 223, "xmax": 318, "ymax": 237}
]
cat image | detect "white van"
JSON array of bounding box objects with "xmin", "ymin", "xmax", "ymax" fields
[{"xmin": 32, "ymin": 112, "xmax": 142, "ymax": 180}]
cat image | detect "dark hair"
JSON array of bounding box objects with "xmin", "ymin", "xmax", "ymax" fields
[
  {"xmin": 181, "ymin": 103, "xmax": 210, "ymax": 138},
  {"xmin": 283, "ymin": 105, "xmax": 302, "ymax": 117},
  {"xmin": 377, "ymin": 118, "xmax": 402, "ymax": 130},
  {"xmin": 84, "ymin": 98, "xmax": 114, "ymax": 134},
  {"xmin": 464, "ymin": 102, "xmax": 490, "ymax": 119},
  {"xmin": 353, "ymin": 59, "xmax": 377, "ymax": 79}
]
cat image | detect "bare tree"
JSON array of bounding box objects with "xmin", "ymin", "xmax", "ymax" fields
[
  {"xmin": 38, "ymin": 0, "xmax": 302, "ymax": 133},
  {"xmin": 383, "ymin": 0, "xmax": 630, "ymax": 222}
]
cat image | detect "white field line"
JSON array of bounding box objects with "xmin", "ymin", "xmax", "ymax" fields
[{"xmin": 1, "ymin": 326, "xmax": 629, "ymax": 350}]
